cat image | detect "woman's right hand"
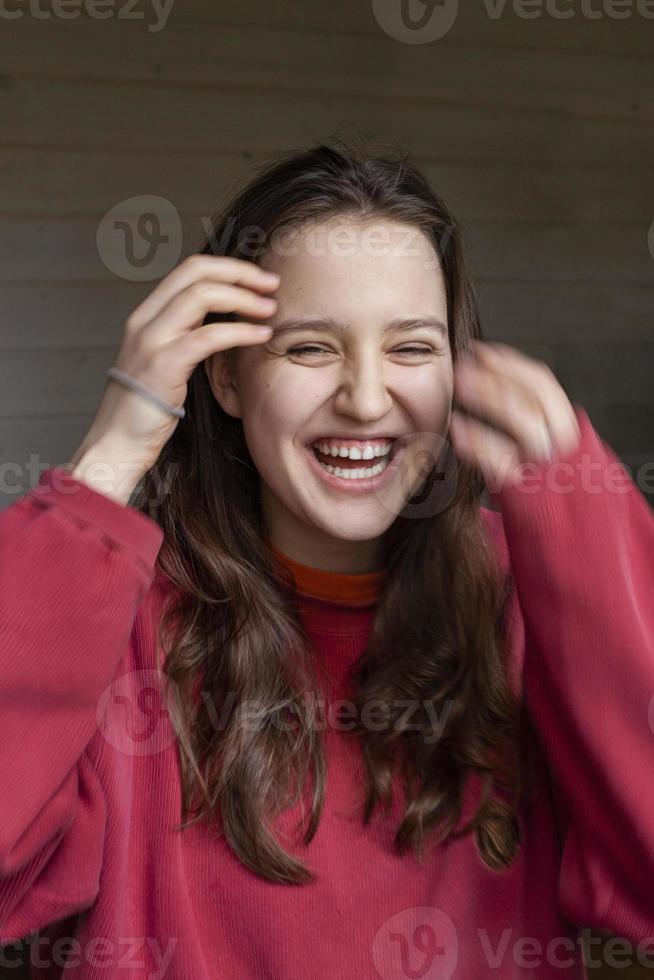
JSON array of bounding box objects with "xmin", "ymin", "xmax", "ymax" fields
[{"xmin": 67, "ymin": 255, "xmax": 279, "ymax": 493}]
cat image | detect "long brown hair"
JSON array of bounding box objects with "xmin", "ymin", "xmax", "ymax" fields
[{"xmin": 132, "ymin": 135, "xmax": 536, "ymax": 884}]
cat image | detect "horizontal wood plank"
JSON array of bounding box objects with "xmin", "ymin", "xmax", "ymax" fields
[
  {"xmin": 85, "ymin": 0, "xmax": 654, "ymax": 56},
  {"xmin": 0, "ymin": 18, "xmax": 651, "ymax": 122},
  {"xmin": 2, "ymin": 149, "xmax": 653, "ymax": 222},
  {"xmin": 4, "ymin": 0, "xmax": 654, "ymax": 55},
  {"xmin": 2, "ymin": 82, "xmax": 654, "ymax": 166},
  {"xmin": 478, "ymin": 280, "xmax": 654, "ymax": 339}
]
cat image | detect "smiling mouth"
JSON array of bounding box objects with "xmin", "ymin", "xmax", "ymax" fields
[
  {"xmin": 307, "ymin": 443, "xmax": 401, "ymax": 483},
  {"xmin": 310, "ymin": 440, "xmax": 399, "ymax": 469}
]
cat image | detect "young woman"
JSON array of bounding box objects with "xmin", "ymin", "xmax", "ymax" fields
[{"xmin": 1, "ymin": 139, "xmax": 652, "ymax": 979}]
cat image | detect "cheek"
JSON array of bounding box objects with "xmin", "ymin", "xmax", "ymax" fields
[
  {"xmin": 238, "ymin": 372, "xmax": 319, "ymax": 467},
  {"xmin": 406, "ymin": 365, "xmax": 453, "ymax": 419}
]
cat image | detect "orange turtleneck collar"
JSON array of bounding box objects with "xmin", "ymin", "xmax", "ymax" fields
[{"xmin": 266, "ymin": 539, "xmax": 382, "ymax": 607}]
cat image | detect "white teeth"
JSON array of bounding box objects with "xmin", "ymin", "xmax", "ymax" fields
[
  {"xmin": 316, "ymin": 455, "xmax": 392, "ymax": 480},
  {"xmin": 312, "ymin": 441, "xmax": 393, "ymax": 460}
]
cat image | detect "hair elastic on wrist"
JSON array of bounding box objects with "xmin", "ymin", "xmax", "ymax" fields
[{"xmin": 106, "ymin": 367, "xmax": 185, "ymax": 418}]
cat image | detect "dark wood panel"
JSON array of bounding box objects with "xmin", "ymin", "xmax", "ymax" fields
[
  {"xmin": 2, "ymin": 82, "xmax": 653, "ymax": 166},
  {"xmin": 0, "ymin": 18, "xmax": 651, "ymax": 122},
  {"xmin": 479, "ymin": 281, "xmax": 654, "ymax": 341},
  {"xmin": 4, "ymin": 0, "xmax": 654, "ymax": 55},
  {"xmin": 2, "ymin": 149, "xmax": 653, "ymax": 223},
  {"xmin": 143, "ymin": 0, "xmax": 654, "ymax": 57}
]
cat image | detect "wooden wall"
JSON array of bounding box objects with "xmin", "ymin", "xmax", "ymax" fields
[
  {"xmin": 0, "ymin": 1, "xmax": 652, "ymax": 974},
  {"xmin": 1, "ymin": 1, "xmax": 653, "ymax": 510}
]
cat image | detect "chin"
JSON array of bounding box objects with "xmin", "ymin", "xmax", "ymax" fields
[{"xmin": 304, "ymin": 509, "xmax": 395, "ymax": 543}]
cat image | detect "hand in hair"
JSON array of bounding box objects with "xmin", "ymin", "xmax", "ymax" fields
[{"xmin": 449, "ymin": 340, "xmax": 582, "ymax": 490}]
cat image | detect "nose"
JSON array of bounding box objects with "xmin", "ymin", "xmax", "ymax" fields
[{"xmin": 332, "ymin": 351, "xmax": 394, "ymax": 423}]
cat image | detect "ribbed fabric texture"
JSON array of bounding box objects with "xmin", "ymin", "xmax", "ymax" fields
[{"xmin": 0, "ymin": 405, "xmax": 652, "ymax": 979}]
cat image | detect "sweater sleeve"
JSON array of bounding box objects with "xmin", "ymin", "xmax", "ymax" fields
[
  {"xmin": 0, "ymin": 466, "xmax": 164, "ymax": 942},
  {"xmin": 488, "ymin": 405, "xmax": 654, "ymax": 943}
]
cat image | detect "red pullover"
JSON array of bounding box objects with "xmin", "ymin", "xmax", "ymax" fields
[{"xmin": 0, "ymin": 406, "xmax": 653, "ymax": 978}]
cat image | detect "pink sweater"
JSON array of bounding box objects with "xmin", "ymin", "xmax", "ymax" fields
[{"xmin": 1, "ymin": 406, "xmax": 653, "ymax": 979}]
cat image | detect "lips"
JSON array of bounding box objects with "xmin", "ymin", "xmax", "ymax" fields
[{"xmin": 304, "ymin": 437, "xmax": 405, "ymax": 493}]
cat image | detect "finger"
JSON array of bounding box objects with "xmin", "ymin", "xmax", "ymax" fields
[
  {"xmin": 449, "ymin": 408, "xmax": 524, "ymax": 489},
  {"xmin": 128, "ymin": 255, "xmax": 279, "ymax": 330},
  {"xmin": 177, "ymin": 321, "xmax": 274, "ymax": 369},
  {"xmin": 453, "ymin": 360, "xmax": 554, "ymax": 462},
  {"xmin": 468, "ymin": 341, "xmax": 580, "ymax": 453},
  {"xmin": 139, "ymin": 281, "xmax": 277, "ymax": 343}
]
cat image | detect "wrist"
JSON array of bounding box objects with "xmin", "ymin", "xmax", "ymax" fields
[{"xmin": 65, "ymin": 439, "xmax": 147, "ymax": 506}]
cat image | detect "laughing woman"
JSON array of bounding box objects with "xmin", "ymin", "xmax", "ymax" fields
[{"xmin": 1, "ymin": 139, "xmax": 653, "ymax": 979}]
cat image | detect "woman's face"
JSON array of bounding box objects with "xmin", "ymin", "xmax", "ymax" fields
[{"xmin": 205, "ymin": 217, "xmax": 454, "ymax": 572}]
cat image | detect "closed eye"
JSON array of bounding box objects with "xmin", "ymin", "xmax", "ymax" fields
[{"xmin": 287, "ymin": 345, "xmax": 438, "ymax": 357}]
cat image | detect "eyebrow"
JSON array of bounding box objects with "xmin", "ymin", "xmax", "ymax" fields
[{"xmin": 270, "ymin": 316, "xmax": 448, "ymax": 339}]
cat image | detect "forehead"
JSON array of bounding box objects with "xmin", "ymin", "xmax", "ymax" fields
[{"xmin": 261, "ymin": 217, "xmax": 446, "ymax": 315}]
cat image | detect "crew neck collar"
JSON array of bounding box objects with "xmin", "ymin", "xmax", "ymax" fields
[{"xmin": 265, "ymin": 539, "xmax": 382, "ymax": 607}]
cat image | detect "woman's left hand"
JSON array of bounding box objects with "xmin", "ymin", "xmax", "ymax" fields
[{"xmin": 449, "ymin": 340, "xmax": 582, "ymax": 488}]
